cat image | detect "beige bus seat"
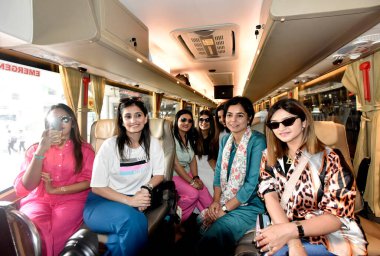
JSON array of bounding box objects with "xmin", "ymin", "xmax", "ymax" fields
[
  {"xmin": 234, "ymin": 121, "xmax": 377, "ymax": 256},
  {"xmin": 0, "ymin": 201, "xmax": 41, "ymax": 256},
  {"xmin": 89, "ymin": 118, "xmax": 176, "ymax": 236}
]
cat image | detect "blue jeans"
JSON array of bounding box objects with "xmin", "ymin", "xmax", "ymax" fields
[
  {"xmin": 83, "ymin": 192, "xmax": 148, "ymax": 256},
  {"xmin": 274, "ymin": 240, "xmax": 336, "ymax": 256}
]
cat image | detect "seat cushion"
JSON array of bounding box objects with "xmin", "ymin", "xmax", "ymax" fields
[{"xmin": 235, "ymin": 231, "xmax": 260, "ymax": 256}]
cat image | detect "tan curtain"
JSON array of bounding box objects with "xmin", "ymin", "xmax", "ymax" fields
[
  {"xmin": 59, "ymin": 66, "xmax": 82, "ymax": 113},
  {"xmin": 90, "ymin": 74, "xmax": 105, "ymax": 120},
  {"xmin": 152, "ymin": 92, "xmax": 163, "ymax": 118},
  {"xmin": 342, "ymin": 51, "xmax": 380, "ymax": 216}
]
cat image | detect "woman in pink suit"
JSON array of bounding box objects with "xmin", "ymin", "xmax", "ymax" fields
[{"xmin": 14, "ymin": 103, "xmax": 95, "ymax": 256}]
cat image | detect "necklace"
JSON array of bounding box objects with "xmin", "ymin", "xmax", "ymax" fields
[{"xmin": 286, "ymin": 155, "xmax": 293, "ymax": 165}]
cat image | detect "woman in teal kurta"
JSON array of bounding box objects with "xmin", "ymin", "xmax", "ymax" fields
[{"xmin": 197, "ymin": 96, "xmax": 266, "ymax": 256}]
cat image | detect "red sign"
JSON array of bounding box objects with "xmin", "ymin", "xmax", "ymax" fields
[{"xmin": 0, "ymin": 62, "xmax": 41, "ymax": 77}]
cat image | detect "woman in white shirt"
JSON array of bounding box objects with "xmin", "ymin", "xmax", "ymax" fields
[{"xmin": 83, "ymin": 98, "xmax": 164, "ymax": 256}]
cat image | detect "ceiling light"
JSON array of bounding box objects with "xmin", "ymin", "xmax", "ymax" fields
[
  {"xmin": 137, "ymin": 58, "xmax": 143, "ymax": 63},
  {"xmin": 349, "ymin": 53, "xmax": 361, "ymax": 60}
]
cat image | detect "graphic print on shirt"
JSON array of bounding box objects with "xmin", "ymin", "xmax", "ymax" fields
[{"xmin": 120, "ymin": 158, "xmax": 148, "ymax": 176}]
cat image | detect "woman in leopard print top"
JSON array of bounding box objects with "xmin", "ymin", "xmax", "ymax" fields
[{"xmin": 255, "ymin": 99, "xmax": 367, "ymax": 256}]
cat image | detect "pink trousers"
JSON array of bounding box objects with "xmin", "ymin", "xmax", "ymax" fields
[
  {"xmin": 20, "ymin": 199, "xmax": 86, "ymax": 256},
  {"xmin": 173, "ymin": 176, "xmax": 213, "ymax": 221}
]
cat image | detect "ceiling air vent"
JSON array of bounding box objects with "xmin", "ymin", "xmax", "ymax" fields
[
  {"xmin": 207, "ymin": 72, "xmax": 234, "ymax": 85},
  {"xmin": 171, "ymin": 24, "xmax": 238, "ymax": 62}
]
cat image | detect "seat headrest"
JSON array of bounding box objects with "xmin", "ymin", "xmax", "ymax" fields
[
  {"xmin": 149, "ymin": 118, "xmax": 164, "ymax": 139},
  {"xmin": 314, "ymin": 121, "xmax": 340, "ymax": 146},
  {"xmin": 94, "ymin": 119, "xmax": 115, "ymax": 139}
]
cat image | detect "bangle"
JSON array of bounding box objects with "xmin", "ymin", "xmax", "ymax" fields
[
  {"xmin": 192, "ymin": 175, "xmax": 200, "ymax": 180},
  {"xmin": 294, "ymin": 221, "xmax": 305, "ymax": 238},
  {"xmin": 141, "ymin": 185, "xmax": 152, "ymax": 194},
  {"xmin": 60, "ymin": 186, "xmax": 67, "ymax": 192},
  {"xmin": 189, "ymin": 179, "xmax": 195, "ymax": 186},
  {"xmin": 33, "ymin": 153, "xmax": 45, "ymax": 160}
]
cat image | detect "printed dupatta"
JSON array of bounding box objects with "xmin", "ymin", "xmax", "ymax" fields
[{"xmin": 220, "ymin": 127, "xmax": 252, "ymax": 205}]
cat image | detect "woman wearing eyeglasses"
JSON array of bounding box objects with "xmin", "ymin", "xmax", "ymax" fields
[
  {"xmin": 197, "ymin": 96, "xmax": 266, "ymax": 256},
  {"xmin": 173, "ymin": 109, "xmax": 213, "ymax": 223},
  {"xmin": 84, "ymin": 98, "xmax": 164, "ymax": 256},
  {"xmin": 256, "ymin": 99, "xmax": 367, "ymax": 256},
  {"xmin": 14, "ymin": 103, "xmax": 95, "ymax": 256},
  {"xmin": 196, "ymin": 110, "xmax": 219, "ymax": 196}
]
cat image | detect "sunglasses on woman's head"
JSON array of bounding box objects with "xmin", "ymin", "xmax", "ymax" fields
[
  {"xmin": 199, "ymin": 117, "xmax": 210, "ymax": 123},
  {"xmin": 180, "ymin": 117, "xmax": 193, "ymax": 123},
  {"xmin": 266, "ymin": 116, "xmax": 299, "ymax": 130}
]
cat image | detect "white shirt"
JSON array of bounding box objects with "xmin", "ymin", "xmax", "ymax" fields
[{"xmin": 91, "ymin": 136, "xmax": 164, "ymax": 195}]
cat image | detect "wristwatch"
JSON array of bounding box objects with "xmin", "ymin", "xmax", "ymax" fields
[
  {"xmin": 222, "ymin": 204, "xmax": 229, "ymax": 213},
  {"xmin": 294, "ymin": 221, "xmax": 305, "ymax": 238}
]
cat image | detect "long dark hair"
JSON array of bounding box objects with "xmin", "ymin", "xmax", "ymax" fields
[
  {"xmin": 215, "ymin": 103, "xmax": 230, "ymax": 133},
  {"xmin": 265, "ymin": 99, "xmax": 325, "ymax": 166},
  {"xmin": 196, "ymin": 110, "xmax": 218, "ymax": 160},
  {"xmin": 45, "ymin": 103, "xmax": 84, "ymax": 174},
  {"xmin": 116, "ymin": 98, "xmax": 150, "ymax": 160},
  {"xmin": 173, "ymin": 109, "xmax": 198, "ymax": 153}
]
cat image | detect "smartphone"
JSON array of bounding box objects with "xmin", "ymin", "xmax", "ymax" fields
[
  {"xmin": 47, "ymin": 116, "xmax": 62, "ymax": 131},
  {"xmin": 255, "ymin": 213, "xmax": 271, "ymax": 255},
  {"xmin": 258, "ymin": 213, "xmax": 271, "ymax": 229}
]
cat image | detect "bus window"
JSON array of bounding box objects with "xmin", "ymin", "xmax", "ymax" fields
[
  {"xmin": 159, "ymin": 97, "xmax": 179, "ymax": 120},
  {"xmin": 99, "ymin": 85, "xmax": 153, "ymax": 119},
  {"xmin": 0, "ymin": 59, "xmax": 65, "ymax": 192}
]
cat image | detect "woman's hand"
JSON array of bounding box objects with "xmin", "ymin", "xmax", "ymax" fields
[
  {"xmin": 255, "ymin": 222, "xmax": 296, "ymax": 255},
  {"xmin": 41, "ymin": 172, "xmax": 57, "ymax": 194},
  {"xmin": 36, "ymin": 130, "xmax": 62, "ymax": 153},
  {"xmin": 129, "ymin": 189, "xmax": 151, "ymax": 210},
  {"xmin": 208, "ymin": 201, "xmax": 221, "ymax": 220},
  {"xmin": 193, "ymin": 177, "xmax": 204, "ymax": 190}
]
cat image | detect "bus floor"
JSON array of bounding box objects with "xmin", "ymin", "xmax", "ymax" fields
[{"xmin": 140, "ymin": 212, "xmax": 200, "ymax": 256}]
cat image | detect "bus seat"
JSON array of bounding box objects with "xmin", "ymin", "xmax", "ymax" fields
[
  {"xmin": 90, "ymin": 119, "xmax": 116, "ymax": 153},
  {"xmin": 314, "ymin": 121, "xmax": 353, "ymax": 170},
  {"xmin": 0, "ymin": 201, "xmax": 41, "ymax": 256},
  {"xmin": 87, "ymin": 118, "xmax": 176, "ymax": 242}
]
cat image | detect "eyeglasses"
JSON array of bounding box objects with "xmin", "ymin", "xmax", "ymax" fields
[
  {"xmin": 180, "ymin": 117, "xmax": 193, "ymax": 123},
  {"xmin": 266, "ymin": 116, "xmax": 299, "ymax": 130},
  {"xmin": 60, "ymin": 116, "xmax": 72, "ymax": 123},
  {"xmin": 199, "ymin": 117, "xmax": 210, "ymax": 123}
]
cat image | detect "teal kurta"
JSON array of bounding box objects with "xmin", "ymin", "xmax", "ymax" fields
[{"xmin": 198, "ymin": 131, "xmax": 266, "ymax": 255}]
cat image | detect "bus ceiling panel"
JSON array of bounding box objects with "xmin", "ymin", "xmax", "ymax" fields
[
  {"xmin": 243, "ymin": 0, "xmax": 380, "ymax": 102},
  {"xmin": 30, "ymin": 0, "xmax": 149, "ymax": 59},
  {"xmin": 0, "ymin": 1, "xmax": 33, "ymax": 46},
  {"xmin": 0, "ymin": 0, "xmax": 216, "ymax": 106},
  {"xmin": 17, "ymin": 42, "xmax": 215, "ymax": 107}
]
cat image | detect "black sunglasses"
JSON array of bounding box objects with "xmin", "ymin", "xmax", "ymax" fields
[
  {"xmin": 199, "ymin": 117, "xmax": 210, "ymax": 123},
  {"xmin": 180, "ymin": 117, "xmax": 193, "ymax": 123},
  {"xmin": 266, "ymin": 116, "xmax": 299, "ymax": 130}
]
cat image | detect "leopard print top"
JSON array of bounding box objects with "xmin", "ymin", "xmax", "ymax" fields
[{"xmin": 258, "ymin": 148, "xmax": 357, "ymax": 246}]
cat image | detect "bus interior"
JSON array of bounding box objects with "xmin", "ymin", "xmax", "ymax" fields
[{"xmin": 1, "ymin": 0, "xmax": 380, "ymax": 255}]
